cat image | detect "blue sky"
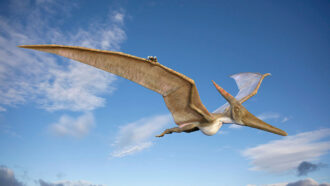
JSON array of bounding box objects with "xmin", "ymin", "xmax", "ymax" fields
[{"xmin": 0, "ymin": 0, "xmax": 330, "ymax": 186}]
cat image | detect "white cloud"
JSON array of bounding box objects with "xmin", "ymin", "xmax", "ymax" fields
[
  {"xmin": 0, "ymin": 1, "xmax": 125, "ymax": 112},
  {"xmin": 286, "ymin": 178, "xmax": 330, "ymax": 186},
  {"xmin": 0, "ymin": 123, "xmax": 22, "ymax": 138},
  {"xmin": 111, "ymin": 142, "xmax": 153, "ymax": 158},
  {"xmin": 38, "ymin": 62, "xmax": 116, "ymax": 111},
  {"xmin": 72, "ymin": 12, "xmax": 126, "ymax": 51},
  {"xmin": 111, "ymin": 114, "xmax": 172, "ymax": 157},
  {"xmin": 242, "ymin": 128, "xmax": 330, "ymax": 173},
  {"xmin": 49, "ymin": 112, "xmax": 95, "ymax": 138},
  {"xmin": 0, "ymin": 106, "xmax": 6, "ymax": 112},
  {"xmin": 112, "ymin": 11, "xmax": 125, "ymax": 24},
  {"xmin": 261, "ymin": 178, "xmax": 330, "ymax": 186},
  {"xmin": 257, "ymin": 112, "xmax": 281, "ymax": 121},
  {"xmin": 229, "ymin": 124, "xmax": 243, "ymax": 129},
  {"xmin": 262, "ymin": 183, "xmax": 288, "ymax": 186},
  {"xmin": 281, "ymin": 117, "xmax": 290, "ymax": 123}
]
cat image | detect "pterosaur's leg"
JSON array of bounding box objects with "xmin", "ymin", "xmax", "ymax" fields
[{"xmin": 155, "ymin": 123, "xmax": 199, "ymax": 137}]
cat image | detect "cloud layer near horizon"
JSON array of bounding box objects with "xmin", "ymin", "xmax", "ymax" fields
[
  {"xmin": 0, "ymin": 164, "xmax": 104, "ymax": 186},
  {"xmin": 260, "ymin": 178, "xmax": 330, "ymax": 186}
]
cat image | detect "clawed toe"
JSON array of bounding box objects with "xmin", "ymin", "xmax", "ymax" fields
[{"xmin": 155, "ymin": 134, "xmax": 164, "ymax": 138}]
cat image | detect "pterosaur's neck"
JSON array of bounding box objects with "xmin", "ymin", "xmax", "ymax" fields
[{"xmin": 212, "ymin": 113, "xmax": 234, "ymax": 124}]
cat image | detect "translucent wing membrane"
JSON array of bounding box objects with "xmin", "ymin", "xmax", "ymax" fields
[
  {"xmin": 231, "ymin": 72, "xmax": 264, "ymax": 101},
  {"xmin": 213, "ymin": 72, "xmax": 267, "ymax": 113},
  {"xmin": 213, "ymin": 103, "xmax": 229, "ymax": 113}
]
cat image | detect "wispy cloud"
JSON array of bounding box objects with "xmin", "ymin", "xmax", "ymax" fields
[
  {"xmin": 38, "ymin": 62, "xmax": 116, "ymax": 112},
  {"xmin": 257, "ymin": 112, "xmax": 281, "ymax": 121},
  {"xmin": 281, "ymin": 117, "xmax": 290, "ymax": 123},
  {"xmin": 242, "ymin": 128, "xmax": 330, "ymax": 173},
  {"xmin": 72, "ymin": 11, "xmax": 126, "ymax": 51},
  {"xmin": 229, "ymin": 124, "xmax": 243, "ymax": 129},
  {"xmin": 112, "ymin": 11, "xmax": 125, "ymax": 24},
  {"xmin": 0, "ymin": 123, "xmax": 22, "ymax": 138},
  {"xmin": 0, "ymin": 106, "xmax": 6, "ymax": 112},
  {"xmin": 1, "ymin": 1, "xmax": 127, "ymax": 138},
  {"xmin": 111, "ymin": 114, "xmax": 172, "ymax": 158},
  {"xmin": 49, "ymin": 112, "xmax": 94, "ymax": 138},
  {"xmin": 0, "ymin": 1, "xmax": 125, "ymax": 112},
  {"xmin": 257, "ymin": 112, "xmax": 290, "ymax": 123}
]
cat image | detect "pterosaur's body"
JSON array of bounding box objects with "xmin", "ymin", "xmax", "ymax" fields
[{"xmin": 19, "ymin": 45, "xmax": 287, "ymax": 137}]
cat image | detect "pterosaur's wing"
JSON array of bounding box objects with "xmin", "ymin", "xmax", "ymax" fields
[
  {"xmin": 19, "ymin": 45, "xmax": 212, "ymax": 125},
  {"xmin": 213, "ymin": 72, "xmax": 270, "ymax": 113}
]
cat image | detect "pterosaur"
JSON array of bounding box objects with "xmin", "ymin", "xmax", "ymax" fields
[{"xmin": 19, "ymin": 45, "xmax": 287, "ymax": 137}]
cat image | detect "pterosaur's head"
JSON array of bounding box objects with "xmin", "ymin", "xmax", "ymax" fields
[{"xmin": 212, "ymin": 80, "xmax": 287, "ymax": 136}]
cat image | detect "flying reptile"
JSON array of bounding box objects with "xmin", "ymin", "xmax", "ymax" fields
[{"xmin": 19, "ymin": 45, "xmax": 287, "ymax": 137}]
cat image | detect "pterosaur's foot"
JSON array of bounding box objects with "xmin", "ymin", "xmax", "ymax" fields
[
  {"xmin": 155, "ymin": 128, "xmax": 178, "ymax": 137},
  {"xmin": 155, "ymin": 134, "xmax": 164, "ymax": 137},
  {"xmin": 155, "ymin": 123, "xmax": 199, "ymax": 138}
]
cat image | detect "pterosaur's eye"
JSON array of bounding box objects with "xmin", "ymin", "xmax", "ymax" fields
[
  {"xmin": 232, "ymin": 106, "xmax": 241, "ymax": 120},
  {"xmin": 233, "ymin": 106, "xmax": 240, "ymax": 114}
]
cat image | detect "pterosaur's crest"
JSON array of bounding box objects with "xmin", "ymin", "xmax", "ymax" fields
[{"xmin": 213, "ymin": 72, "xmax": 270, "ymax": 113}]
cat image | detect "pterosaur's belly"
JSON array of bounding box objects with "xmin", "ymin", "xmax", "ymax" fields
[{"xmin": 198, "ymin": 120, "xmax": 223, "ymax": 136}]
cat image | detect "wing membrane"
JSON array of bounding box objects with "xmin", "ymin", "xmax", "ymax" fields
[
  {"xmin": 213, "ymin": 72, "xmax": 269, "ymax": 113},
  {"xmin": 19, "ymin": 45, "xmax": 212, "ymax": 125}
]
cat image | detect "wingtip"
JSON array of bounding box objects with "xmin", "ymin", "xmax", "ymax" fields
[
  {"xmin": 17, "ymin": 44, "xmax": 59, "ymax": 49},
  {"xmin": 17, "ymin": 45, "xmax": 39, "ymax": 49},
  {"xmin": 264, "ymin": 73, "xmax": 271, "ymax": 77}
]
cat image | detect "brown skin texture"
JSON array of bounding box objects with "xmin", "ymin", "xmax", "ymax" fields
[
  {"xmin": 19, "ymin": 45, "xmax": 287, "ymax": 137},
  {"xmin": 155, "ymin": 123, "xmax": 199, "ymax": 137},
  {"xmin": 18, "ymin": 45, "xmax": 212, "ymax": 126}
]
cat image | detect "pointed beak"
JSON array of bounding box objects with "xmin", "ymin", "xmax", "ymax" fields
[
  {"xmin": 242, "ymin": 112, "xmax": 288, "ymax": 136},
  {"xmin": 212, "ymin": 80, "xmax": 287, "ymax": 136}
]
